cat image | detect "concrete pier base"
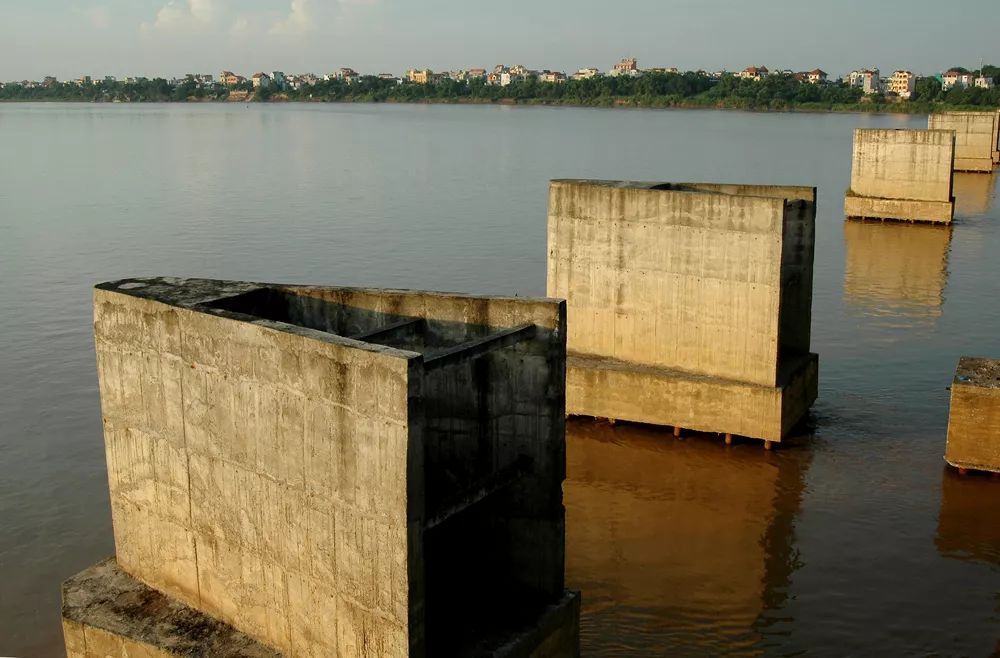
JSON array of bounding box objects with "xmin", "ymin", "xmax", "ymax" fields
[
  {"xmin": 64, "ymin": 559, "xmax": 580, "ymax": 658},
  {"xmin": 566, "ymin": 353, "xmax": 818, "ymax": 444},
  {"xmin": 945, "ymin": 357, "xmax": 1000, "ymax": 475},
  {"xmin": 844, "ymin": 193, "xmax": 954, "ymax": 224}
]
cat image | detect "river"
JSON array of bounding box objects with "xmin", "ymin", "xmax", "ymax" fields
[{"xmin": 1, "ymin": 102, "xmax": 999, "ymax": 656}]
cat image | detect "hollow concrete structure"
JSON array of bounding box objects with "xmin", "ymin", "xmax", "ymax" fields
[
  {"xmin": 64, "ymin": 277, "xmax": 579, "ymax": 657},
  {"xmin": 844, "ymin": 129, "xmax": 956, "ymax": 224},
  {"xmin": 928, "ymin": 111, "xmax": 999, "ymax": 173},
  {"xmin": 945, "ymin": 357, "xmax": 1000, "ymax": 475},
  {"xmin": 547, "ymin": 180, "xmax": 819, "ymax": 446}
]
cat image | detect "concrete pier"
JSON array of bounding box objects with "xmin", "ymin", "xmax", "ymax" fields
[
  {"xmin": 945, "ymin": 357, "xmax": 1000, "ymax": 475},
  {"xmin": 547, "ymin": 180, "xmax": 819, "ymax": 444},
  {"xmin": 64, "ymin": 277, "xmax": 579, "ymax": 657},
  {"xmin": 844, "ymin": 129, "xmax": 956, "ymax": 224},
  {"xmin": 928, "ymin": 111, "xmax": 999, "ymax": 173}
]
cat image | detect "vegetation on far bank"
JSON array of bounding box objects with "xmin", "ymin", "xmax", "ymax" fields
[{"xmin": 3, "ymin": 69, "xmax": 999, "ymax": 114}]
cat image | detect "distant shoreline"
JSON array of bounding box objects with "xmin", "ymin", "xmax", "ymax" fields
[{"xmin": 1, "ymin": 96, "xmax": 976, "ymax": 116}]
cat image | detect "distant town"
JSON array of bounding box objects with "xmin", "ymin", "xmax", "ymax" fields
[{"xmin": 3, "ymin": 58, "xmax": 998, "ymax": 111}]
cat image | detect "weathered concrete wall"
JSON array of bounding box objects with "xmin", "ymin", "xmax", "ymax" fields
[
  {"xmin": 547, "ymin": 180, "xmax": 816, "ymax": 388},
  {"xmin": 564, "ymin": 420, "xmax": 811, "ymax": 654},
  {"xmin": 844, "ymin": 220, "xmax": 951, "ymax": 320},
  {"xmin": 928, "ymin": 112, "xmax": 998, "ymax": 172},
  {"xmin": 945, "ymin": 357, "xmax": 1000, "ymax": 474},
  {"xmin": 63, "ymin": 559, "xmax": 280, "ymax": 658},
  {"xmin": 993, "ymin": 110, "xmax": 1000, "ymax": 164},
  {"xmin": 849, "ymin": 129, "xmax": 955, "ymax": 202},
  {"xmin": 91, "ymin": 277, "xmax": 571, "ymax": 657},
  {"xmin": 566, "ymin": 354, "xmax": 817, "ymax": 442}
]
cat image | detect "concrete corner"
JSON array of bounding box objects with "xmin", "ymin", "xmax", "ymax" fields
[{"xmin": 945, "ymin": 357, "xmax": 1000, "ymax": 474}]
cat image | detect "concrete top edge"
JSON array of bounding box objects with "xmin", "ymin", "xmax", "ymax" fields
[
  {"xmin": 854, "ymin": 128, "xmax": 957, "ymax": 136},
  {"xmin": 928, "ymin": 111, "xmax": 1000, "ymax": 117},
  {"xmin": 955, "ymin": 356, "xmax": 1000, "ymax": 389},
  {"xmin": 549, "ymin": 179, "xmax": 817, "ymax": 203},
  {"xmin": 95, "ymin": 277, "xmax": 563, "ymax": 308}
]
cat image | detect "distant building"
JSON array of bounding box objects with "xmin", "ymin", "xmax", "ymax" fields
[
  {"xmin": 739, "ymin": 66, "xmax": 769, "ymax": 81},
  {"xmin": 647, "ymin": 67, "xmax": 679, "ymax": 74},
  {"xmin": 251, "ymin": 72, "xmax": 271, "ymax": 89},
  {"xmin": 610, "ymin": 58, "xmax": 640, "ymax": 77},
  {"xmin": 807, "ymin": 69, "xmax": 827, "ymax": 84},
  {"xmin": 848, "ymin": 68, "xmax": 881, "ymax": 94},
  {"xmin": 271, "ymin": 71, "xmax": 286, "ymax": 90},
  {"xmin": 539, "ymin": 71, "xmax": 567, "ymax": 83},
  {"xmin": 942, "ymin": 70, "xmax": 975, "ymax": 90},
  {"xmin": 887, "ymin": 70, "xmax": 917, "ymax": 99},
  {"xmin": 407, "ymin": 69, "xmax": 433, "ymax": 84},
  {"xmin": 571, "ymin": 68, "xmax": 600, "ymax": 80},
  {"xmin": 975, "ymin": 76, "xmax": 995, "ymax": 89},
  {"xmin": 467, "ymin": 68, "xmax": 487, "ymax": 79},
  {"xmin": 220, "ymin": 71, "xmax": 246, "ymax": 86},
  {"xmin": 510, "ymin": 64, "xmax": 529, "ymax": 76},
  {"xmin": 486, "ymin": 72, "xmax": 502, "ymax": 86}
]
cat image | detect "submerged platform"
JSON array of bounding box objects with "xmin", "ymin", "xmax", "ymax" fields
[
  {"xmin": 954, "ymin": 157, "xmax": 995, "ymax": 173},
  {"xmin": 566, "ymin": 353, "xmax": 818, "ymax": 444},
  {"xmin": 844, "ymin": 193, "xmax": 954, "ymax": 224},
  {"xmin": 945, "ymin": 357, "xmax": 1000, "ymax": 475},
  {"xmin": 64, "ymin": 559, "xmax": 581, "ymax": 658}
]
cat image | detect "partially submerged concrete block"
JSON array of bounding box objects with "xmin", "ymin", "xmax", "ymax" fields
[
  {"xmin": 928, "ymin": 111, "xmax": 998, "ymax": 173},
  {"xmin": 844, "ymin": 129, "xmax": 955, "ymax": 224},
  {"xmin": 547, "ymin": 180, "xmax": 819, "ymax": 443},
  {"xmin": 994, "ymin": 110, "xmax": 1000, "ymax": 165},
  {"xmin": 69, "ymin": 277, "xmax": 578, "ymax": 657},
  {"xmin": 945, "ymin": 357, "xmax": 1000, "ymax": 474}
]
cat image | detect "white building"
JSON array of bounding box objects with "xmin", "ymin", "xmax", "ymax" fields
[
  {"xmin": 942, "ymin": 70, "xmax": 975, "ymax": 90},
  {"xmin": 572, "ymin": 68, "xmax": 601, "ymax": 80},
  {"xmin": 887, "ymin": 70, "xmax": 916, "ymax": 99},
  {"xmin": 609, "ymin": 58, "xmax": 640, "ymax": 78},
  {"xmin": 975, "ymin": 76, "xmax": 995, "ymax": 89}
]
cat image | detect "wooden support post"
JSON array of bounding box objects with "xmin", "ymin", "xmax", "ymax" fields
[
  {"xmin": 764, "ymin": 440, "xmax": 774, "ymax": 451},
  {"xmin": 673, "ymin": 426, "xmax": 682, "ymax": 438},
  {"xmin": 724, "ymin": 433, "xmax": 733, "ymax": 446}
]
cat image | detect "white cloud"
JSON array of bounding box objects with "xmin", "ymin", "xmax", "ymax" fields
[
  {"xmin": 269, "ymin": 0, "xmax": 317, "ymax": 35},
  {"xmin": 87, "ymin": 7, "xmax": 112, "ymax": 30},
  {"xmin": 141, "ymin": 0, "xmax": 223, "ymax": 33}
]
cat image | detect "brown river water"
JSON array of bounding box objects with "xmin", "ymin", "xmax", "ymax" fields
[{"xmin": 1, "ymin": 103, "xmax": 999, "ymax": 656}]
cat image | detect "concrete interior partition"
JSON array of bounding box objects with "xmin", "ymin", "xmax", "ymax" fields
[
  {"xmin": 928, "ymin": 111, "xmax": 999, "ymax": 173},
  {"xmin": 64, "ymin": 277, "xmax": 579, "ymax": 658},
  {"xmin": 844, "ymin": 129, "xmax": 956, "ymax": 224},
  {"xmin": 547, "ymin": 180, "xmax": 819, "ymax": 445}
]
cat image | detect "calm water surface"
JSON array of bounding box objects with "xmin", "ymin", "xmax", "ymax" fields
[{"xmin": 1, "ymin": 103, "xmax": 999, "ymax": 656}]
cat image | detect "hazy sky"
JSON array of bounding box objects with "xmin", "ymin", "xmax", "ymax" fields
[{"xmin": 2, "ymin": 0, "xmax": 998, "ymax": 80}]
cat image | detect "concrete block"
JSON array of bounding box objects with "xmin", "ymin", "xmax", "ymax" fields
[
  {"xmin": 929, "ymin": 111, "xmax": 998, "ymax": 173},
  {"xmin": 547, "ymin": 180, "xmax": 818, "ymax": 442},
  {"xmin": 945, "ymin": 357, "xmax": 1000, "ymax": 474},
  {"xmin": 845, "ymin": 129, "xmax": 956, "ymax": 224},
  {"xmin": 89, "ymin": 276, "xmax": 575, "ymax": 657}
]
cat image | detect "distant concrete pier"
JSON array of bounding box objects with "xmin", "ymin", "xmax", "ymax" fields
[
  {"xmin": 63, "ymin": 277, "xmax": 579, "ymax": 657},
  {"xmin": 547, "ymin": 180, "xmax": 819, "ymax": 446},
  {"xmin": 928, "ymin": 111, "xmax": 999, "ymax": 173},
  {"xmin": 945, "ymin": 357, "xmax": 1000, "ymax": 476},
  {"xmin": 844, "ymin": 128, "xmax": 956, "ymax": 224}
]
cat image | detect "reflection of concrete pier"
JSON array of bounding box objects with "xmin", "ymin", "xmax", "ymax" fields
[
  {"xmin": 844, "ymin": 129, "xmax": 955, "ymax": 224},
  {"xmin": 936, "ymin": 468, "xmax": 1000, "ymax": 565},
  {"xmin": 928, "ymin": 112, "xmax": 999, "ymax": 173},
  {"xmin": 63, "ymin": 277, "xmax": 579, "ymax": 657},
  {"xmin": 547, "ymin": 180, "xmax": 819, "ymax": 446},
  {"xmin": 953, "ymin": 172, "xmax": 997, "ymax": 216},
  {"xmin": 564, "ymin": 420, "xmax": 811, "ymax": 655},
  {"xmin": 843, "ymin": 220, "xmax": 951, "ymax": 320}
]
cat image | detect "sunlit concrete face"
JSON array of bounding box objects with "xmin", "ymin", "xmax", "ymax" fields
[
  {"xmin": 845, "ymin": 129, "xmax": 956, "ymax": 224},
  {"xmin": 928, "ymin": 112, "xmax": 998, "ymax": 173},
  {"xmin": 563, "ymin": 420, "xmax": 812, "ymax": 655},
  {"xmin": 66, "ymin": 277, "xmax": 577, "ymax": 657},
  {"xmin": 843, "ymin": 220, "xmax": 952, "ymax": 322},
  {"xmin": 547, "ymin": 180, "xmax": 818, "ymax": 443},
  {"xmin": 945, "ymin": 357, "xmax": 1000, "ymax": 475}
]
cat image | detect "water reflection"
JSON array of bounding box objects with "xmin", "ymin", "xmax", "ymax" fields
[
  {"xmin": 935, "ymin": 469, "xmax": 1000, "ymax": 566},
  {"xmin": 843, "ymin": 220, "xmax": 952, "ymax": 323},
  {"xmin": 564, "ymin": 419, "xmax": 812, "ymax": 656},
  {"xmin": 953, "ymin": 172, "xmax": 997, "ymax": 217}
]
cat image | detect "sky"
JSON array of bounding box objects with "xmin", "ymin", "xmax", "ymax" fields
[{"xmin": 2, "ymin": 0, "xmax": 999, "ymax": 81}]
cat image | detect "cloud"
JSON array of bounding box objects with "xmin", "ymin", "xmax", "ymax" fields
[
  {"xmin": 269, "ymin": 0, "xmax": 317, "ymax": 35},
  {"xmin": 141, "ymin": 0, "xmax": 223, "ymax": 33},
  {"xmin": 87, "ymin": 7, "xmax": 112, "ymax": 30}
]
